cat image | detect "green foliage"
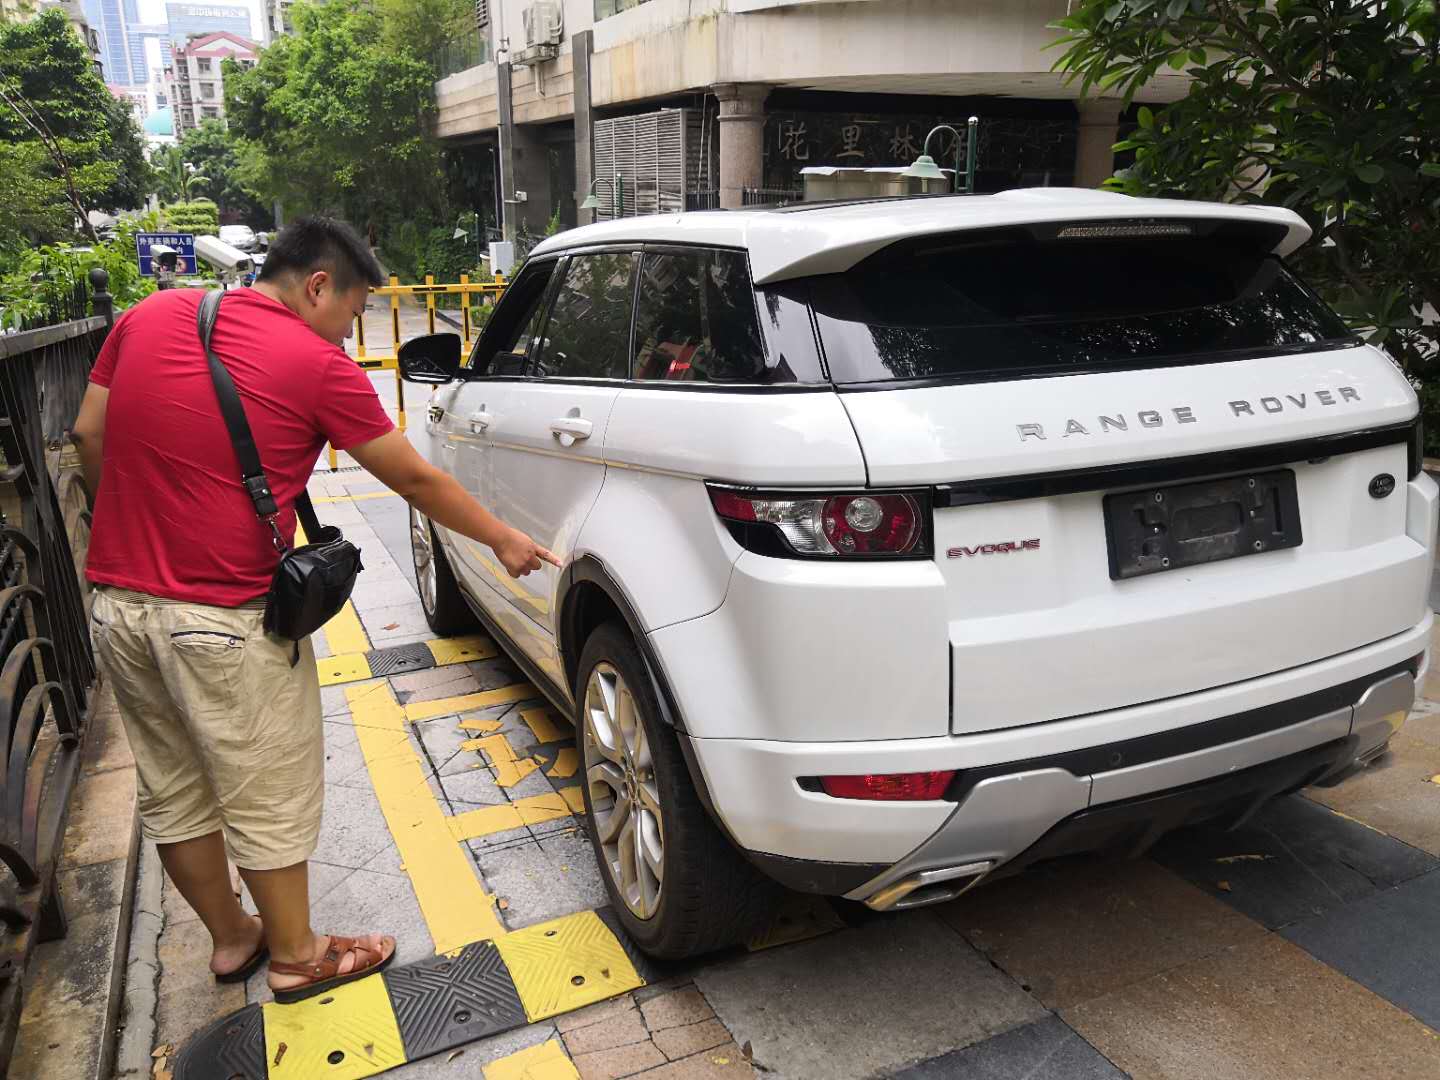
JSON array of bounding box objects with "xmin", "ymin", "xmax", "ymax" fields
[
  {"xmin": 225, "ymin": 0, "xmax": 446, "ymax": 240},
  {"xmin": 0, "ymin": 219, "xmax": 155, "ymax": 329},
  {"xmin": 163, "ymin": 200, "xmax": 221, "ymax": 237},
  {"xmin": 0, "ymin": 140, "xmax": 69, "ymax": 255},
  {"xmin": 0, "ymin": 9, "xmax": 152, "ymax": 233},
  {"xmin": 171, "ymin": 120, "xmax": 274, "ymax": 227},
  {"xmin": 1053, "ymin": 0, "xmax": 1440, "ymax": 402}
]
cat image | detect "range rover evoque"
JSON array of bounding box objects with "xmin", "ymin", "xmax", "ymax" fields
[{"xmin": 397, "ymin": 189, "xmax": 1435, "ymax": 958}]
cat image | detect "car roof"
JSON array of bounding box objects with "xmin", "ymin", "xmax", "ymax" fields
[{"xmin": 528, "ymin": 188, "xmax": 1310, "ymax": 286}]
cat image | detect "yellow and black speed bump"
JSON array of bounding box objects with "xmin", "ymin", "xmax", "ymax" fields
[
  {"xmin": 174, "ymin": 910, "xmax": 647, "ymax": 1079},
  {"xmin": 174, "ymin": 1003, "xmax": 268, "ymax": 1079},
  {"xmin": 383, "ymin": 941, "xmax": 527, "ymax": 1059},
  {"xmin": 365, "ymin": 641, "xmax": 439, "ymax": 679}
]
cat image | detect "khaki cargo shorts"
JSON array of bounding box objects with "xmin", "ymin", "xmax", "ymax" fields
[{"xmin": 91, "ymin": 587, "xmax": 324, "ymax": 871}]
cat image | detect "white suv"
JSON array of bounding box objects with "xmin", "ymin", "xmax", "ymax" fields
[{"xmin": 399, "ymin": 189, "xmax": 1436, "ymax": 958}]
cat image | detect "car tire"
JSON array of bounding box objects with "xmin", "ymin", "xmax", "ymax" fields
[
  {"xmin": 410, "ymin": 507, "xmax": 478, "ymax": 636},
  {"xmin": 576, "ymin": 622, "xmax": 780, "ymax": 958}
]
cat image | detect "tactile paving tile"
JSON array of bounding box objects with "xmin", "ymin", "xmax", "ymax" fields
[
  {"xmin": 173, "ymin": 1003, "xmax": 268, "ymax": 1080},
  {"xmin": 365, "ymin": 641, "xmax": 437, "ymax": 677},
  {"xmin": 384, "ymin": 941, "xmax": 528, "ymax": 1061},
  {"xmin": 495, "ymin": 909, "xmax": 645, "ymax": 1020},
  {"xmin": 263, "ymin": 972, "xmax": 407, "ymax": 1079}
]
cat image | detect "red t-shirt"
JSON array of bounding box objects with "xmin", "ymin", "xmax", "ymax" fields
[{"xmin": 86, "ymin": 288, "xmax": 393, "ymax": 606}]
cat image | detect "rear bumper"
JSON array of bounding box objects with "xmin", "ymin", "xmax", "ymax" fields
[{"xmin": 683, "ymin": 615, "xmax": 1428, "ymax": 902}]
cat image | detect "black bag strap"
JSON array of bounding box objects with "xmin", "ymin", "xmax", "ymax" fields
[{"xmin": 197, "ymin": 290, "xmax": 324, "ymax": 548}]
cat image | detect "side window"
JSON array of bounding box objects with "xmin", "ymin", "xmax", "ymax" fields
[
  {"xmin": 531, "ymin": 252, "xmax": 637, "ymax": 379},
  {"xmin": 633, "ymin": 250, "xmax": 765, "ymax": 383},
  {"xmin": 465, "ymin": 261, "xmax": 556, "ymax": 373}
]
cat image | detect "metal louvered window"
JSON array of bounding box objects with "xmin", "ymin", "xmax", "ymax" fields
[
  {"xmin": 592, "ymin": 109, "xmax": 716, "ymax": 219},
  {"xmin": 475, "ymin": 0, "xmax": 490, "ymax": 30}
]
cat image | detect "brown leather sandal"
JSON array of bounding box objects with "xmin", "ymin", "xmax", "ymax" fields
[{"xmin": 269, "ymin": 934, "xmax": 397, "ymax": 1004}]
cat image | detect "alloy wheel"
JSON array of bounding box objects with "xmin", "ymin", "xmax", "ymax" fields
[
  {"xmin": 583, "ymin": 662, "xmax": 665, "ymax": 919},
  {"xmin": 409, "ymin": 508, "xmax": 437, "ymax": 615}
]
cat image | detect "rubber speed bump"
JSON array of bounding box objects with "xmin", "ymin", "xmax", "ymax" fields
[
  {"xmin": 174, "ymin": 1003, "xmax": 267, "ymax": 1079},
  {"xmin": 385, "ymin": 942, "xmax": 527, "ymax": 1059},
  {"xmin": 264, "ymin": 969, "xmax": 406, "ymax": 1078},
  {"xmin": 495, "ymin": 910, "xmax": 645, "ymax": 1020}
]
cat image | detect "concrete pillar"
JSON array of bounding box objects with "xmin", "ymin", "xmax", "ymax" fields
[
  {"xmin": 714, "ymin": 83, "xmax": 771, "ymax": 210},
  {"xmin": 1073, "ymin": 98, "xmax": 1124, "ymax": 188},
  {"xmin": 511, "ymin": 123, "xmax": 553, "ymax": 234},
  {"xmin": 497, "ymin": 60, "xmax": 517, "ymax": 241},
  {"xmin": 573, "ymin": 30, "xmax": 595, "ymax": 226}
]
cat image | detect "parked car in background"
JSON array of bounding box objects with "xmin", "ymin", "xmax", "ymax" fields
[
  {"xmin": 399, "ymin": 188, "xmax": 1435, "ymax": 959},
  {"xmin": 218, "ymin": 225, "xmax": 256, "ymax": 252}
]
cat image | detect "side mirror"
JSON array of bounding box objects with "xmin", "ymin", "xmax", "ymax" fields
[{"xmin": 399, "ymin": 333, "xmax": 461, "ymax": 384}]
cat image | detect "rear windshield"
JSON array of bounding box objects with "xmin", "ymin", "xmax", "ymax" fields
[{"xmin": 799, "ymin": 232, "xmax": 1354, "ymax": 385}]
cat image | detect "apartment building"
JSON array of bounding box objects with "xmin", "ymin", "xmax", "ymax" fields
[
  {"xmin": 435, "ymin": 0, "xmax": 1187, "ymax": 239},
  {"xmin": 162, "ymin": 29, "xmax": 256, "ymax": 135}
]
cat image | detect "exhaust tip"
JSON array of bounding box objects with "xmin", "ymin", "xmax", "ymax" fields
[{"xmin": 864, "ymin": 861, "xmax": 993, "ymax": 912}]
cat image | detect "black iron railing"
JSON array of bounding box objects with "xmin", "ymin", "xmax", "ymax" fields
[{"xmin": 0, "ymin": 269, "xmax": 110, "ymax": 1069}]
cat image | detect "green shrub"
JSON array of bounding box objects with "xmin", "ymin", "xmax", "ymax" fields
[{"xmin": 163, "ymin": 200, "xmax": 220, "ymax": 236}]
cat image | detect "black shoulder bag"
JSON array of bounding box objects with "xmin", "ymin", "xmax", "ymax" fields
[{"xmin": 197, "ymin": 290, "xmax": 364, "ymax": 649}]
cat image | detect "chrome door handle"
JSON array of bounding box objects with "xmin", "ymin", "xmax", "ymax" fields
[
  {"xmin": 469, "ymin": 409, "xmax": 493, "ymax": 434},
  {"xmin": 549, "ymin": 417, "xmax": 593, "ymax": 441}
]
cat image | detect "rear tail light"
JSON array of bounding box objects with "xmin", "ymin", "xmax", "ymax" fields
[
  {"xmin": 817, "ymin": 771, "xmax": 956, "ymax": 801},
  {"xmin": 708, "ymin": 487, "xmax": 931, "ymax": 559}
]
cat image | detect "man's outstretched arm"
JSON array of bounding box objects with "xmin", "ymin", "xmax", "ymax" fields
[{"xmin": 347, "ymin": 429, "xmax": 559, "ymax": 577}]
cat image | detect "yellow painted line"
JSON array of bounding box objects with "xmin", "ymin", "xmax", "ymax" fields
[
  {"xmin": 323, "ymin": 601, "xmax": 372, "ymax": 656},
  {"xmin": 461, "ymin": 733, "xmax": 541, "ymax": 787},
  {"xmin": 317, "ymin": 652, "xmax": 373, "ymax": 687},
  {"xmin": 404, "ymin": 683, "xmax": 539, "ymax": 723},
  {"xmin": 559, "ymin": 786, "xmax": 586, "ymax": 814},
  {"xmin": 495, "ymin": 910, "xmax": 644, "ymax": 1021},
  {"xmin": 263, "ymin": 965, "xmax": 406, "ymax": 1078},
  {"xmin": 483, "ymin": 1039, "xmax": 578, "ymax": 1080},
  {"xmin": 427, "ymin": 634, "xmax": 499, "ymax": 666},
  {"xmin": 445, "ymin": 791, "xmax": 576, "ymax": 841},
  {"xmin": 522, "ymin": 707, "xmax": 569, "ymax": 744},
  {"xmin": 546, "ymin": 748, "xmax": 578, "ymax": 780},
  {"xmin": 347, "ymin": 682, "xmax": 507, "ymax": 952},
  {"xmin": 312, "ymin": 490, "xmax": 400, "ymax": 504},
  {"xmin": 459, "ymin": 717, "xmax": 504, "ymax": 734}
]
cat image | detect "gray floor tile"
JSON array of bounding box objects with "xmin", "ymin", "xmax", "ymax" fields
[
  {"xmin": 697, "ymin": 912, "xmax": 1045, "ymax": 1080},
  {"xmin": 1282, "ymin": 869, "xmax": 1440, "ymax": 1030},
  {"xmin": 1154, "ymin": 793, "xmax": 1439, "ymax": 929},
  {"xmin": 886, "ymin": 1015, "xmax": 1125, "ymax": 1080},
  {"xmin": 316, "ymin": 783, "xmax": 400, "ymax": 869}
]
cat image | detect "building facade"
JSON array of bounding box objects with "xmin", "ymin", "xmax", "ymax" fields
[
  {"xmin": 79, "ymin": 0, "xmax": 139, "ymax": 83},
  {"xmin": 162, "ymin": 29, "xmax": 256, "ymax": 135},
  {"xmin": 434, "ymin": 0, "xmax": 1188, "ymax": 240},
  {"xmin": 164, "ymin": 2, "xmax": 249, "ymax": 47},
  {"xmin": 261, "ymin": 0, "xmax": 293, "ymax": 44}
]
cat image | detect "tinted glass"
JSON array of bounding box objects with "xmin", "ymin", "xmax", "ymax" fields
[
  {"xmin": 633, "ymin": 250, "xmax": 766, "ymax": 383},
  {"xmin": 806, "ymin": 236, "xmax": 1353, "ymax": 384},
  {"xmin": 467, "ymin": 262, "xmax": 554, "ymax": 371},
  {"xmin": 533, "ymin": 252, "xmax": 636, "ymax": 379}
]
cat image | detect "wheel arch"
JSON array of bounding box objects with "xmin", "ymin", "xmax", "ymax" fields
[{"xmin": 559, "ymin": 555, "xmax": 687, "ymax": 733}]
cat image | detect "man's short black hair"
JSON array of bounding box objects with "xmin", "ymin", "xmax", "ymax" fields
[{"xmin": 257, "ymin": 216, "xmax": 385, "ymax": 291}]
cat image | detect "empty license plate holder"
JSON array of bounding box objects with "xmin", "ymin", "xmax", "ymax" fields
[{"xmin": 1104, "ymin": 469, "xmax": 1302, "ymax": 580}]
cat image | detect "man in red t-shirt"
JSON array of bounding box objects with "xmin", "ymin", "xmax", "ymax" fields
[{"xmin": 72, "ymin": 217, "xmax": 556, "ymax": 1002}]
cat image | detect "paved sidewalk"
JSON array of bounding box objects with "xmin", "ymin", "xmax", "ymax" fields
[{"xmin": 133, "ymin": 383, "xmax": 1440, "ymax": 1079}]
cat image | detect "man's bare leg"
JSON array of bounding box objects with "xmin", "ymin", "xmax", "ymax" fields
[
  {"xmin": 240, "ymin": 861, "xmax": 393, "ymax": 993},
  {"xmin": 156, "ymin": 832, "xmax": 264, "ymax": 977}
]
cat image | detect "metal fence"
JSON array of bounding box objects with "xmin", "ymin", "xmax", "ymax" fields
[
  {"xmin": 0, "ymin": 272, "xmax": 109, "ymax": 1069},
  {"xmin": 742, "ymin": 187, "xmax": 805, "ymax": 208}
]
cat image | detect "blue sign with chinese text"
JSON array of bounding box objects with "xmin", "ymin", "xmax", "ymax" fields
[{"xmin": 135, "ymin": 232, "xmax": 197, "ymax": 276}]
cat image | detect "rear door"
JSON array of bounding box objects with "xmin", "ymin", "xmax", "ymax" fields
[
  {"xmin": 802, "ymin": 222, "xmax": 1428, "ymax": 732},
  {"xmin": 484, "ymin": 249, "xmax": 636, "ymax": 685}
]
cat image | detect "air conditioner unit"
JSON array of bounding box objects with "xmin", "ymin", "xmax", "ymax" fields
[{"xmin": 522, "ymin": 2, "xmax": 563, "ymax": 48}]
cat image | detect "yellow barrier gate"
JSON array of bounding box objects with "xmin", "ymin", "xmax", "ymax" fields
[{"xmin": 330, "ymin": 273, "xmax": 507, "ymax": 470}]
